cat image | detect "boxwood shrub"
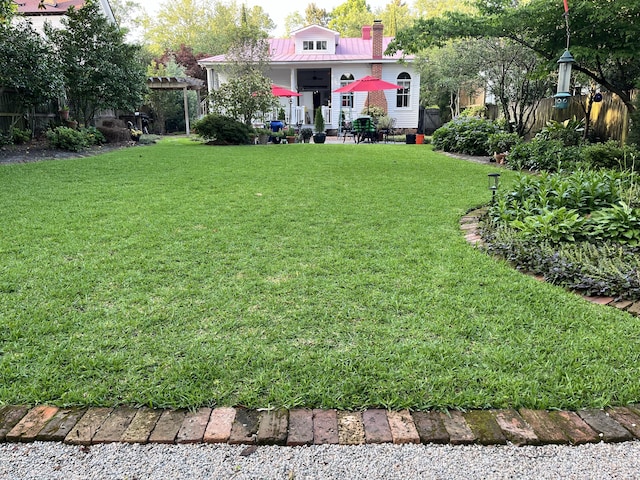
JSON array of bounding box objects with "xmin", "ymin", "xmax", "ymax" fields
[
  {"xmin": 192, "ymin": 114, "xmax": 252, "ymax": 145},
  {"xmin": 432, "ymin": 117, "xmax": 501, "ymax": 156}
]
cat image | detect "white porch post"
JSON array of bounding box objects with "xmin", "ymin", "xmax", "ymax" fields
[{"xmin": 183, "ymin": 86, "xmax": 190, "ymax": 135}]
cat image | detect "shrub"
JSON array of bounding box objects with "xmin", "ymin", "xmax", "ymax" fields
[
  {"xmin": 11, "ymin": 127, "xmax": 31, "ymax": 144},
  {"xmin": 46, "ymin": 126, "xmax": 88, "ymax": 151},
  {"xmin": 192, "ymin": 114, "xmax": 252, "ymax": 145},
  {"xmin": 432, "ymin": 117, "xmax": 501, "ymax": 156},
  {"xmin": 535, "ymin": 117, "xmax": 584, "ymax": 147},
  {"xmin": 361, "ymin": 105, "xmax": 385, "ymax": 121},
  {"xmin": 506, "ymin": 138, "xmax": 581, "ymax": 172},
  {"xmin": 314, "ymin": 107, "xmax": 325, "ymax": 133},
  {"xmin": 581, "ymin": 141, "xmax": 638, "ymax": 172},
  {"xmin": 81, "ymin": 126, "xmax": 106, "ymax": 145},
  {"xmin": 487, "ymin": 132, "xmax": 521, "ymax": 154},
  {"xmin": 586, "ymin": 201, "xmax": 640, "ymax": 246},
  {"xmin": 97, "ymin": 126, "xmax": 131, "ymax": 143},
  {"xmin": 459, "ymin": 105, "xmax": 486, "ymax": 118}
]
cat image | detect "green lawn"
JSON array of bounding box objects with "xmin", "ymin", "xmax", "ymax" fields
[{"xmin": 1, "ymin": 137, "xmax": 639, "ymax": 411}]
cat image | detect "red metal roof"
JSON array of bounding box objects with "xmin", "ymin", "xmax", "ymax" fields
[
  {"xmin": 200, "ymin": 37, "xmax": 410, "ymax": 64},
  {"xmin": 16, "ymin": 0, "xmax": 86, "ymax": 14}
]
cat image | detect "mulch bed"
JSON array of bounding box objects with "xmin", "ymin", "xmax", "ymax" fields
[{"xmin": 0, "ymin": 138, "xmax": 136, "ymax": 165}]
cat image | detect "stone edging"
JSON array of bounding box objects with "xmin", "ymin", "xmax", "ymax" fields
[
  {"xmin": 461, "ymin": 208, "xmax": 640, "ymax": 316},
  {"xmin": 3, "ymin": 404, "xmax": 640, "ymax": 447}
]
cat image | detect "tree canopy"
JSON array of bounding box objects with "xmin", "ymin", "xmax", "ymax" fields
[
  {"xmin": 388, "ymin": 0, "xmax": 640, "ymax": 112},
  {"xmin": 46, "ymin": 0, "xmax": 147, "ymax": 126},
  {"xmin": 0, "ymin": 20, "xmax": 62, "ymax": 128},
  {"xmin": 328, "ymin": 0, "xmax": 374, "ymax": 37},
  {"xmin": 142, "ymin": 0, "xmax": 274, "ymax": 56}
]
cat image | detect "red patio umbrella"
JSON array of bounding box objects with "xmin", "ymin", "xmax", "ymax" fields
[
  {"xmin": 270, "ymin": 85, "xmax": 301, "ymax": 124},
  {"xmin": 334, "ymin": 75, "xmax": 401, "ymax": 115},
  {"xmin": 271, "ymin": 85, "xmax": 301, "ymax": 97}
]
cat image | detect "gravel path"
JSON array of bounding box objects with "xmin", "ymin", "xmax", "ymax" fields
[{"xmin": 2, "ymin": 441, "xmax": 640, "ymax": 479}]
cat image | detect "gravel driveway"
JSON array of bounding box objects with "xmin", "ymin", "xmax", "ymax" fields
[{"xmin": 2, "ymin": 441, "xmax": 640, "ymax": 479}]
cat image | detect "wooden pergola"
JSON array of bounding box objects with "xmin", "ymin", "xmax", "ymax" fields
[{"xmin": 146, "ymin": 76, "xmax": 205, "ymax": 135}]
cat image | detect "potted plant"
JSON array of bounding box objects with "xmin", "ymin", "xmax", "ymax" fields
[
  {"xmin": 256, "ymin": 128, "xmax": 270, "ymax": 145},
  {"xmin": 58, "ymin": 105, "xmax": 70, "ymax": 121},
  {"xmin": 271, "ymin": 130, "xmax": 284, "ymax": 144},
  {"xmin": 313, "ymin": 107, "xmax": 326, "ymax": 144},
  {"xmin": 300, "ymin": 127, "xmax": 313, "ymax": 143},
  {"xmin": 285, "ymin": 126, "xmax": 297, "ymax": 144}
]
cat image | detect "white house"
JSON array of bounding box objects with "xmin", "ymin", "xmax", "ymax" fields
[
  {"xmin": 15, "ymin": 0, "xmax": 116, "ymax": 30},
  {"xmin": 198, "ymin": 21, "xmax": 421, "ymax": 131}
]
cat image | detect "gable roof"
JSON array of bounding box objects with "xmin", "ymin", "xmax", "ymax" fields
[{"xmin": 200, "ymin": 37, "xmax": 410, "ymax": 65}]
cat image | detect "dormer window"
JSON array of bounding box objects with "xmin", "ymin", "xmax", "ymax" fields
[
  {"xmin": 303, "ymin": 41, "xmax": 314, "ymax": 50},
  {"xmin": 316, "ymin": 41, "xmax": 327, "ymax": 50}
]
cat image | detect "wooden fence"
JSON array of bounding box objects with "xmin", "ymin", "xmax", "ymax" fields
[{"xmin": 526, "ymin": 91, "xmax": 636, "ymax": 143}]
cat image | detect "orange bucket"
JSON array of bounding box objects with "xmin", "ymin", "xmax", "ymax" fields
[{"xmin": 416, "ymin": 134, "xmax": 425, "ymax": 144}]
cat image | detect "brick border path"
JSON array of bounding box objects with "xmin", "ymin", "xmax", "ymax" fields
[
  {"xmin": 461, "ymin": 208, "xmax": 640, "ymax": 317},
  {"xmin": 3, "ymin": 404, "xmax": 640, "ymax": 447}
]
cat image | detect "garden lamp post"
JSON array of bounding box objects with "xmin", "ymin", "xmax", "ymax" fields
[{"xmin": 488, "ymin": 173, "xmax": 500, "ymax": 205}]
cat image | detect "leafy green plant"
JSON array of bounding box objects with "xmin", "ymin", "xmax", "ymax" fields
[
  {"xmin": 510, "ymin": 207, "xmax": 585, "ymax": 243},
  {"xmin": 81, "ymin": 126, "xmax": 106, "ymax": 145},
  {"xmin": 432, "ymin": 117, "xmax": 501, "ymax": 156},
  {"xmin": 506, "ymin": 138, "xmax": 581, "ymax": 172},
  {"xmin": 192, "ymin": 114, "xmax": 252, "ymax": 145},
  {"xmin": 361, "ymin": 105, "xmax": 385, "ymax": 120},
  {"xmin": 10, "ymin": 127, "xmax": 31, "ymax": 144},
  {"xmin": 487, "ymin": 132, "xmax": 521, "ymax": 154},
  {"xmin": 581, "ymin": 141, "xmax": 638, "ymax": 172},
  {"xmin": 535, "ymin": 117, "xmax": 584, "ymax": 147},
  {"xmin": 459, "ymin": 105, "xmax": 486, "ymax": 117},
  {"xmin": 300, "ymin": 127, "xmax": 313, "ymax": 140},
  {"xmin": 587, "ymin": 201, "xmax": 640, "ymax": 246},
  {"xmin": 46, "ymin": 126, "xmax": 89, "ymax": 151}
]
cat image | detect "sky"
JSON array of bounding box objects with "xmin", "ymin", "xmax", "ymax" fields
[{"xmin": 141, "ymin": 0, "xmax": 394, "ymax": 37}]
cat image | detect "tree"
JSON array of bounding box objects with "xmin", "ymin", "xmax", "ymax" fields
[
  {"xmin": 0, "ymin": 20, "xmax": 62, "ymax": 130},
  {"xmin": 46, "ymin": 0, "xmax": 147, "ymax": 126},
  {"xmin": 109, "ymin": 0, "xmax": 145, "ymax": 35},
  {"xmin": 209, "ymin": 6, "xmax": 277, "ymax": 126},
  {"xmin": 375, "ymin": 0, "xmax": 412, "ymax": 37},
  {"xmin": 306, "ymin": 3, "xmax": 330, "ymax": 27},
  {"xmin": 142, "ymin": 0, "xmax": 274, "ymax": 56},
  {"xmin": 388, "ymin": 0, "xmax": 640, "ymax": 113},
  {"xmin": 328, "ymin": 0, "xmax": 374, "ymax": 37},
  {"xmin": 284, "ymin": 11, "xmax": 305, "ymax": 36},
  {"xmin": 416, "ymin": 40, "xmax": 485, "ymax": 118},
  {"xmin": 413, "ymin": 0, "xmax": 476, "ymax": 18}
]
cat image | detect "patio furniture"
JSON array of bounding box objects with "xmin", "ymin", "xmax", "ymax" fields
[
  {"xmin": 353, "ymin": 117, "xmax": 377, "ymax": 143},
  {"xmin": 340, "ymin": 121, "xmax": 355, "ymax": 143}
]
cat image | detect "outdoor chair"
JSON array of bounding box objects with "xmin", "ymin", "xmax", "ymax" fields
[
  {"xmin": 353, "ymin": 117, "xmax": 377, "ymax": 143},
  {"xmin": 340, "ymin": 121, "xmax": 355, "ymax": 143}
]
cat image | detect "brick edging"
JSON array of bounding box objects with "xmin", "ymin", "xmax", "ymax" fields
[
  {"xmin": 3, "ymin": 404, "xmax": 640, "ymax": 447},
  {"xmin": 461, "ymin": 208, "xmax": 640, "ymax": 316}
]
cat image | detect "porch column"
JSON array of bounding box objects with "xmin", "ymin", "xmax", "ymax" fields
[{"xmin": 183, "ymin": 86, "xmax": 190, "ymax": 135}]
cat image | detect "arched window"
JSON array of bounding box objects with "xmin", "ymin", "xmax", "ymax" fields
[
  {"xmin": 340, "ymin": 73, "xmax": 354, "ymax": 108},
  {"xmin": 396, "ymin": 72, "xmax": 411, "ymax": 108}
]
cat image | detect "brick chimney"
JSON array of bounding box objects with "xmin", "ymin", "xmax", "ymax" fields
[
  {"xmin": 361, "ymin": 25, "xmax": 371, "ymax": 40},
  {"xmin": 372, "ymin": 20, "xmax": 383, "ymax": 60}
]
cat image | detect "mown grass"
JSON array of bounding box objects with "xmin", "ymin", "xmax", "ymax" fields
[{"xmin": 1, "ymin": 137, "xmax": 639, "ymax": 411}]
